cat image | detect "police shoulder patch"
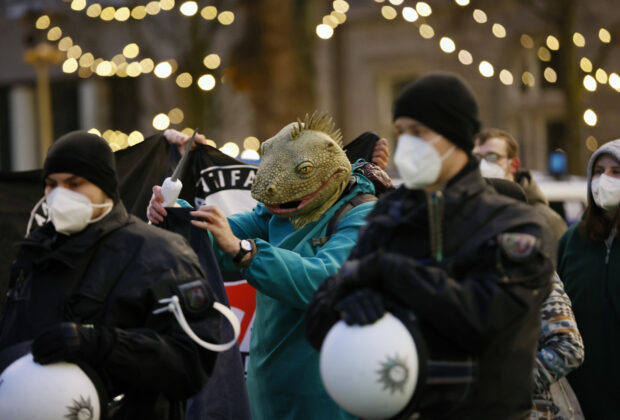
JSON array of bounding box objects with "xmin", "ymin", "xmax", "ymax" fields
[
  {"xmin": 498, "ymin": 233, "xmax": 538, "ymax": 261},
  {"xmin": 177, "ymin": 279, "xmax": 211, "ymax": 316}
]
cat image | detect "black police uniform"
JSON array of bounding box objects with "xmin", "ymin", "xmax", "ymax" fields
[
  {"xmin": 0, "ymin": 202, "xmax": 221, "ymax": 420},
  {"xmin": 306, "ymin": 159, "xmax": 555, "ymax": 420}
]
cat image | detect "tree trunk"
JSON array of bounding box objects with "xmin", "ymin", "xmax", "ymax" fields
[
  {"xmin": 229, "ymin": 0, "xmax": 316, "ymax": 140},
  {"xmin": 557, "ymin": 0, "xmax": 587, "ymax": 175}
]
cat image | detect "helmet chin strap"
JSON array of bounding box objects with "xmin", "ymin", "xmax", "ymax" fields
[{"xmin": 153, "ymin": 296, "xmax": 241, "ymax": 352}]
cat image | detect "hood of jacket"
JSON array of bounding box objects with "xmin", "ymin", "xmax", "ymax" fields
[{"xmin": 514, "ymin": 169, "xmax": 548, "ymax": 206}]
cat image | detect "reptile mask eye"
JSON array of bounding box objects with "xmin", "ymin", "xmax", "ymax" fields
[{"xmin": 298, "ymin": 165, "xmax": 313, "ymax": 175}]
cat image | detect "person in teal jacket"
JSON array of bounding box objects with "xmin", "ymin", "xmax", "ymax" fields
[
  {"xmin": 557, "ymin": 138, "xmax": 620, "ymax": 419},
  {"xmin": 148, "ymin": 113, "xmax": 383, "ymax": 419}
]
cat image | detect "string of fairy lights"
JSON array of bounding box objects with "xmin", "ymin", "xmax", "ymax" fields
[
  {"xmin": 30, "ymin": 0, "xmax": 617, "ymax": 158},
  {"xmin": 316, "ymin": 0, "xmax": 618, "ymax": 153},
  {"xmin": 316, "ymin": 0, "xmax": 350, "ymax": 39},
  {"xmin": 64, "ymin": 0, "xmax": 235, "ymax": 25},
  {"xmin": 31, "ymin": 1, "xmax": 258, "ymax": 159}
]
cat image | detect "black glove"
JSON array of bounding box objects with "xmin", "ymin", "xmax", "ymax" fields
[
  {"xmin": 335, "ymin": 288, "xmax": 385, "ymax": 326},
  {"xmin": 338, "ymin": 251, "xmax": 383, "ymax": 290},
  {"xmin": 32, "ymin": 322, "xmax": 105, "ymax": 365}
]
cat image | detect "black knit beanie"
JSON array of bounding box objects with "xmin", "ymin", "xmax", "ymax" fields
[
  {"xmin": 43, "ymin": 131, "xmax": 119, "ymax": 201},
  {"xmin": 393, "ymin": 72, "xmax": 481, "ymax": 153}
]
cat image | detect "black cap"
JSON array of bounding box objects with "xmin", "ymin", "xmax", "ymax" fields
[
  {"xmin": 42, "ymin": 131, "xmax": 119, "ymax": 201},
  {"xmin": 393, "ymin": 72, "xmax": 481, "ymax": 153}
]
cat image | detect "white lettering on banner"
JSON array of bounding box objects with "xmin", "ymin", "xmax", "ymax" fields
[
  {"xmin": 243, "ymin": 171, "xmax": 256, "ymax": 188},
  {"xmin": 196, "ymin": 165, "xmax": 258, "ymax": 195},
  {"xmin": 230, "ymin": 170, "xmax": 241, "ymax": 186}
]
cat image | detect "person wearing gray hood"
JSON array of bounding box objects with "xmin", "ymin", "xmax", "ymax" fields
[{"xmin": 557, "ymin": 138, "xmax": 620, "ymax": 419}]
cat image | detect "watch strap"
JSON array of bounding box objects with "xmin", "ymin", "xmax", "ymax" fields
[{"xmin": 233, "ymin": 240, "xmax": 253, "ymax": 263}]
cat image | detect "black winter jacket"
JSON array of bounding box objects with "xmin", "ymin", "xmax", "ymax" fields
[
  {"xmin": 306, "ymin": 159, "xmax": 555, "ymax": 420},
  {"xmin": 0, "ymin": 202, "xmax": 221, "ymax": 420}
]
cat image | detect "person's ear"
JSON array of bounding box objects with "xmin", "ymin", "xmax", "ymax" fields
[{"xmin": 509, "ymin": 157, "xmax": 520, "ymax": 174}]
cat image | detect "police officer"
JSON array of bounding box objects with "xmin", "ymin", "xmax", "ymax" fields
[
  {"xmin": 0, "ymin": 131, "xmax": 220, "ymax": 420},
  {"xmin": 305, "ymin": 73, "xmax": 555, "ymax": 420}
]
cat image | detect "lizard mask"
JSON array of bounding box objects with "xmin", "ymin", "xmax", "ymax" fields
[{"xmin": 251, "ymin": 112, "xmax": 352, "ymax": 230}]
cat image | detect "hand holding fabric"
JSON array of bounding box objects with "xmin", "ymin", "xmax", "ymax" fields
[
  {"xmin": 190, "ymin": 205, "xmax": 240, "ymax": 256},
  {"xmin": 371, "ymin": 137, "xmax": 390, "ymax": 170},
  {"xmin": 147, "ymin": 184, "xmax": 168, "ymax": 224},
  {"xmin": 163, "ymin": 128, "xmax": 209, "ymax": 156},
  {"xmin": 335, "ymin": 288, "xmax": 385, "ymax": 326},
  {"xmin": 32, "ymin": 322, "xmax": 108, "ymax": 365}
]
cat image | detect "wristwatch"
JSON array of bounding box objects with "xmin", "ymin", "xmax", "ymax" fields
[{"xmin": 233, "ymin": 239, "xmax": 254, "ymax": 264}]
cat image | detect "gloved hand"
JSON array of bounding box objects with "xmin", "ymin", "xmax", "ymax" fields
[
  {"xmin": 338, "ymin": 251, "xmax": 383, "ymax": 289},
  {"xmin": 335, "ymin": 288, "xmax": 385, "ymax": 326},
  {"xmin": 31, "ymin": 322, "xmax": 104, "ymax": 365}
]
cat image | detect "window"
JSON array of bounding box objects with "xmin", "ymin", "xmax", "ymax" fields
[
  {"xmin": 51, "ymin": 80, "xmax": 79, "ymax": 139},
  {"xmin": 109, "ymin": 78, "xmax": 140, "ymax": 133},
  {"xmin": 547, "ymin": 120, "xmax": 566, "ymax": 152}
]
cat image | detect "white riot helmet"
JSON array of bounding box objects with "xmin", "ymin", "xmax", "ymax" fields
[
  {"xmin": 0, "ymin": 353, "xmax": 103, "ymax": 420},
  {"xmin": 320, "ymin": 312, "xmax": 422, "ymax": 420}
]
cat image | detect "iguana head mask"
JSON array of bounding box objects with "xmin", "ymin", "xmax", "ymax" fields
[{"xmin": 251, "ymin": 112, "xmax": 352, "ymax": 230}]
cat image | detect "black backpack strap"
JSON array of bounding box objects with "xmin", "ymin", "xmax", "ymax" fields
[
  {"xmin": 327, "ymin": 193, "xmax": 377, "ymax": 237},
  {"xmin": 311, "ymin": 193, "xmax": 378, "ymax": 247}
]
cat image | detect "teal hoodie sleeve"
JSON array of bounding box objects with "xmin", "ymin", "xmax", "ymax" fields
[
  {"xmin": 243, "ymin": 201, "xmax": 375, "ymax": 310},
  {"xmin": 213, "ymin": 205, "xmax": 271, "ymax": 272}
]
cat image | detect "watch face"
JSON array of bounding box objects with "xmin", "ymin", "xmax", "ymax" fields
[{"xmin": 241, "ymin": 239, "xmax": 252, "ymax": 252}]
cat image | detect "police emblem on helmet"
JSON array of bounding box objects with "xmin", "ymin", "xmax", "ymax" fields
[
  {"xmin": 65, "ymin": 395, "xmax": 94, "ymax": 420},
  {"xmin": 319, "ymin": 313, "xmax": 420, "ymax": 420},
  {"xmin": 377, "ymin": 354, "xmax": 410, "ymax": 394}
]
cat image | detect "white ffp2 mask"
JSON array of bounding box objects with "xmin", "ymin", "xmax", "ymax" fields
[
  {"xmin": 592, "ymin": 175, "xmax": 620, "ymax": 211},
  {"xmin": 393, "ymin": 133, "xmax": 455, "ymax": 189},
  {"xmin": 479, "ymin": 159, "xmax": 508, "ymax": 179},
  {"xmin": 46, "ymin": 187, "xmax": 112, "ymax": 235}
]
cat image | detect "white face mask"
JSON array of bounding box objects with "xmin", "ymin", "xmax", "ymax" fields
[
  {"xmin": 591, "ymin": 175, "xmax": 620, "ymax": 211},
  {"xmin": 46, "ymin": 187, "xmax": 112, "ymax": 235},
  {"xmin": 394, "ymin": 133, "xmax": 455, "ymax": 190},
  {"xmin": 479, "ymin": 159, "xmax": 508, "ymax": 179}
]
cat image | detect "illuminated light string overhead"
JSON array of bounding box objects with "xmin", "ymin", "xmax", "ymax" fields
[
  {"xmin": 373, "ymin": 2, "xmax": 518, "ymax": 89},
  {"xmin": 65, "ymin": 0, "xmax": 235, "ymax": 25},
  {"xmin": 34, "ymin": 14, "xmax": 225, "ymax": 88},
  {"xmin": 449, "ymin": 0, "xmax": 619, "ymax": 95},
  {"xmin": 443, "ymin": 0, "xmax": 615, "ymax": 134},
  {"xmin": 45, "ymin": 2, "xmax": 244, "ymax": 155},
  {"xmin": 87, "ymin": 128, "xmax": 146, "ymax": 152},
  {"xmin": 316, "ymin": 0, "xmax": 350, "ymax": 40},
  {"xmin": 89, "ymin": 116, "xmax": 260, "ymax": 160},
  {"xmin": 375, "ymin": 0, "xmax": 620, "ymax": 127},
  {"xmin": 371, "ymin": 0, "xmax": 617, "ymax": 131},
  {"xmin": 88, "ymin": 124, "xmax": 260, "ymax": 161},
  {"xmin": 37, "ymin": 1, "xmax": 233, "ymax": 81}
]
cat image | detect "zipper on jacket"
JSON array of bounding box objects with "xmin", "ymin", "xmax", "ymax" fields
[
  {"xmin": 604, "ymin": 227, "xmax": 615, "ymax": 308},
  {"xmin": 605, "ymin": 246, "xmax": 611, "ymax": 264},
  {"xmin": 427, "ymin": 190, "xmax": 444, "ymax": 262},
  {"xmin": 604, "ymin": 225, "xmax": 616, "ymax": 265}
]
